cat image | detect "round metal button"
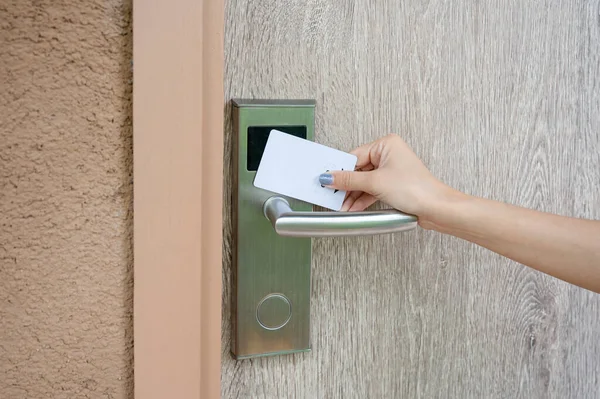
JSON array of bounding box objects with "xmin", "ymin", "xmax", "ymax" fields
[{"xmin": 256, "ymin": 293, "xmax": 292, "ymax": 330}]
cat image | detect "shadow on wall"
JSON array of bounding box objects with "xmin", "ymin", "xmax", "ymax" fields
[{"xmin": 0, "ymin": 0, "xmax": 134, "ymax": 397}]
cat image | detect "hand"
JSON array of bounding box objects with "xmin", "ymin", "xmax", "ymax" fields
[
  {"xmin": 320, "ymin": 135, "xmax": 600, "ymax": 293},
  {"xmin": 319, "ymin": 134, "xmax": 457, "ymax": 223}
]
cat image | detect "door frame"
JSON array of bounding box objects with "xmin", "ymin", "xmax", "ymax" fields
[{"xmin": 133, "ymin": 0, "xmax": 224, "ymax": 398}]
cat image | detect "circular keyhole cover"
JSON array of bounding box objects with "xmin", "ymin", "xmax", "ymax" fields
[{"xmin": 256, "ymin": 293, "xmax": 292, "ymax": 330}]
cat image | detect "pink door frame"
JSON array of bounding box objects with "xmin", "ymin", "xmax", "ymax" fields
[{"xmin": 133, "ymin": 0, "xmax": 224, "ymax": 397}]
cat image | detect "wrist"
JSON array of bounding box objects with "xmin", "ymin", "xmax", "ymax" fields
[{"xmin": 418, "ymin": 185, "xmax": 471, "ymax": 231}]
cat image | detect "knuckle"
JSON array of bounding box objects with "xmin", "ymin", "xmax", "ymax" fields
[
  {"xmin": 338, "ymin": 172, "xmax": 353, "ymax": 188},
  {"xmin": 387, "ymin": 134, "xmax": 401, "ymax": 144}
]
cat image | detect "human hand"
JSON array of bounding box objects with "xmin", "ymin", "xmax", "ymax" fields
[
  {"xmin": 319, "ymin": 135, "xmax": 600, "ymax": 293},
  {"xmin": 318, "ymin": 134, "xmax": 457, "ymax": 222}
]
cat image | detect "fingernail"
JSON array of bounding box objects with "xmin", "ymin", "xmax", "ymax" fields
[{"xmin": 319, "ymin": 173, "xmax": 333, "ymax": 185}]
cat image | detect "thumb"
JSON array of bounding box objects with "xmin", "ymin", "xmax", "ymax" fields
[{"xmin": 319, "ymin": 170, "xmax": 373, "ymax": 192}]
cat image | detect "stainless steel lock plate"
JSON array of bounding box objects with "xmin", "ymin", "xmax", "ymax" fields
[{"xmin": 231, "ymin": 99, "xmax": 315, "ymax": 359}]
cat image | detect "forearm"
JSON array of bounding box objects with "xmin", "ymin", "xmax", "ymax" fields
[{"xmin": 422, "ymin": 192, "xmax": 600, "ymax": 293}]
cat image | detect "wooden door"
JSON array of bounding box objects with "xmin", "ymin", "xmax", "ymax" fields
[{"xmin": 222, "ymin": 1, "xmax": 600, "ymax": 397}]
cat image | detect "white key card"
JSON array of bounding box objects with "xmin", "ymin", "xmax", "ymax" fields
[{"xmin": 253, "ymin": 130, "xmax": 357, "ymax": 211}]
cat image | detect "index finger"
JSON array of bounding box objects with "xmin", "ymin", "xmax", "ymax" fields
[
  {"xmin": 349, "ymin": 142, "xmax": 376, "ymax": 169},
  {"xmin": 350, "ymin": 137, "xmax": 387, "ymax": 168}
]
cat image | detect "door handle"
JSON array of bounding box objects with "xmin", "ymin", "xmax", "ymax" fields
[{"xmin": 264, "ymin": 196, "xmax": 418, "ymax": 237}]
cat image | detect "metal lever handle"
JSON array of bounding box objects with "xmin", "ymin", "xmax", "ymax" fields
[{"xmin": 263, "ymin": 196, "xmax": 418, "ymax": 237}]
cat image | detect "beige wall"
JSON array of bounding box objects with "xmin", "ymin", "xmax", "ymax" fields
[{"xmin": 1, "ymin": 0, "xmax": 133, "ymax": 397}]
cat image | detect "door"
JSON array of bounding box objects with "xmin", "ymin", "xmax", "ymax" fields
[{"xmin": 222, "ymin": 1, "xmax": 600, "ymax": 397}]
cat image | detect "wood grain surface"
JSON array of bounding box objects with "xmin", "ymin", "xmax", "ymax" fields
[{"xmin": 222, "ymin": 1, "xmax": 600, "ymax": 397}]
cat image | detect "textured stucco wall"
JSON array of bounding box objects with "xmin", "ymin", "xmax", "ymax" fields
[{"xmin": 1, "ymin": 1, "xmax": 133, "ymax": 397}]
